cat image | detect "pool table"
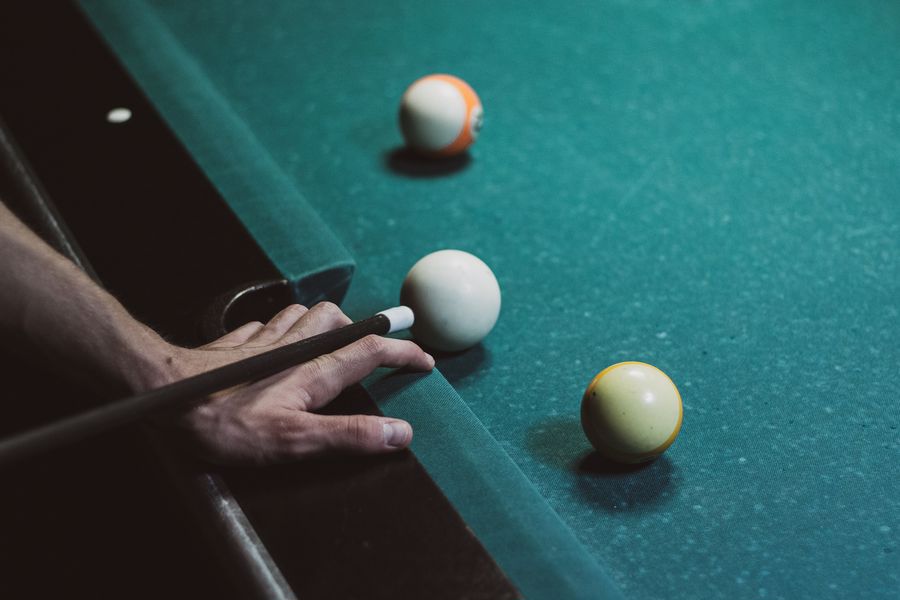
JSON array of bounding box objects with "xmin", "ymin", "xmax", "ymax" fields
[{"xmin": 1, "ymin": 1, "xmax": 898, "ymax": 599}]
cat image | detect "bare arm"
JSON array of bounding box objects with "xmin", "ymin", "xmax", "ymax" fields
[
  {"xmin": 0, "ymin": 201, "xmax": 173, "ymax": 392},
  {"xmin": 0, "ymin": 201, "xmax": 434, "ymax": 463}
]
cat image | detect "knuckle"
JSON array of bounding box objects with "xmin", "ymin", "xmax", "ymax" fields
[
  {"xmin": 316, "ymin": 301, "xmax": 351, "ymax": 325},
  {"xmin": 345, "ymin": 415, "xmax": 374, "ymax": 448},
  {"xmin": 276, "ymin": 416, "xmax": 313, "ymax": 457},
  {"xmin": 293, "ymin": 388, "xmax": 314, "ymax": 412},
  {"xmin": 283, "ymin": 303, "xmax": 304, "ymax": 317},
  {"xmin": 315, "ymin": 301, "xmax": 340, "ymax": 316},
  {"xmin": 304, "ymin": 355, "xmax": 342, "ymax": 399},
  {"xmin": 359, "ymin": 334, "xmax": 385, "ymax": 356},
  {"xmin": 309, "ymin": 353, "xmax": 338, "ymax": 377}
]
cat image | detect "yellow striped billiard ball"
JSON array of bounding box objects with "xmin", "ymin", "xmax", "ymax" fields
[
  {"xmin": 399, "ymin": 74, "xmax": 483, "ymax": 156},
  {"xmin": 581, "ymin": 362, "xmax": 683, "ymax": 463}
]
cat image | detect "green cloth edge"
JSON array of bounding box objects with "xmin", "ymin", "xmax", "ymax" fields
[
  {"xmin": 78, "ymin": 0, "xmax": 354, "ymax": 297},
  {"xmin": 78, "ymin": 1, "xmax": 624, "ymax": 597},
  {"xmin": 366, "ymin": 366, "xmax": 624, "ymax": 600}
]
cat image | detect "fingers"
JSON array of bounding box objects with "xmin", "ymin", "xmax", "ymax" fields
[
  {"xmin": 180, "ymin": 301, "xmax": 432, "ymax": 464},
  {"xmin": 246, "ymin": 304, "xmax": 308, "ymax": 345},
  {"xmin": 203, "ymin": 320, "xmax": 264, "ymax": 348},
  {"xmin": 202, "ymin": 302, "xmax": 309, "ymax": 349},
  {"xmin": 281, "ymin": 301, "xmax": 353, "ymax": 344},
  {"xmin": 292, "ymin": 335, "xmax": 434, "ymax": 410},
  {"xmin": 183, "ymin": 403, "xmax": 415, "ymax": 464},
  {"xmin": 304, "ymin": 414, "xmax": 413, "ymax": 454},
  {"xmin": 205, "ymin": 301, "xmax": 348, "ymax": 353}
]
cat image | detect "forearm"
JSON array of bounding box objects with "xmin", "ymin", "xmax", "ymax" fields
[
  {"xmin": 0, "ymin": 202, "xmax": 432, "ymax": 464},
  {"xmin": 0, "ymin": 202, "xmax": 176, "ymax": 393}
]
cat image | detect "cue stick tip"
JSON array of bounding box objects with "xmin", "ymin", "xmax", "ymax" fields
[{"xmin": 378, "ymin": 306, "xmax": 414, "ymax": 334}]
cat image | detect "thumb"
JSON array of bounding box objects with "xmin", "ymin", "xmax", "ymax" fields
[{"xmin": 311, "ymin": 414, "xmax": 413, "ymax": 454}]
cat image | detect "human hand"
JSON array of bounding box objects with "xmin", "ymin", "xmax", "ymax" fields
[{"xmin": 165, "ymin": 302, "xmax": 434, "ymax": 465}]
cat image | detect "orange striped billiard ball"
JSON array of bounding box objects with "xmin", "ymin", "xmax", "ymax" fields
[
  {"xmin": 399, "ymin": 74, "xmax": 483, "ymax": 157},
  {"xmin": 581, "ymin": 362, "xmax": 683, "ymax": 464}
]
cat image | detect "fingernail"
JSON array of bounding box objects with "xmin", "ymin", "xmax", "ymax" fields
[
  {"xmin": 383, "ymin": 421, "xmax": 411, "ymax": 447},
  {"xmin": 425, "ymin": 353, "xmax": 435, "ymax": 368}
]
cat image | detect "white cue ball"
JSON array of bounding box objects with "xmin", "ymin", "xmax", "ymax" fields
[
  {"xmin": 399, "ymin": 74, "xmax": 483, "ymax": 156},
  {"xmin": 400, "ymin": 250, "xmax": 501, "ymax": 352},
  {"xmin": 581, "ymin": 362, "xmax": 683, "ymax": 463}
]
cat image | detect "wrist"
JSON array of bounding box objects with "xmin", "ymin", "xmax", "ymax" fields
[{"xmin": 115, "ymin": 326, "xmax": 187, "ymax": 392}]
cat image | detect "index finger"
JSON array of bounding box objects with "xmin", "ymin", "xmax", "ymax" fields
[{"xmin": 291, "ymin": 335, "xmax": 435, "ymax": 410}]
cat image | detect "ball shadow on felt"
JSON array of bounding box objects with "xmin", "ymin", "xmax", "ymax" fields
[
  {"xmin": 433, "ymin": 344, "xmax": 490, "ymax": 386},
  {"xmin": 383, "ymin": 146, "xmax": 472, "ymax": 178},
  {"xmin": 526, "ymin": 416, "xmax": 677, "ymax": 513}
]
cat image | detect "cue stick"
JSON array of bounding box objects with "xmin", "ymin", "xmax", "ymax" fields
[{"xmin": 0, "ymin": 306, "xmax": 414, "ymax": 468}]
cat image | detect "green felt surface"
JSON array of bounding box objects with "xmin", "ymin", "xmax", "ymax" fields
[
  {"xmin": 79, "ymin": 2, "xmax": 620, "ymax": 598},
  {"xmin": 81, "ymin": 1, "xmax": 900, "ymax": 598}
]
